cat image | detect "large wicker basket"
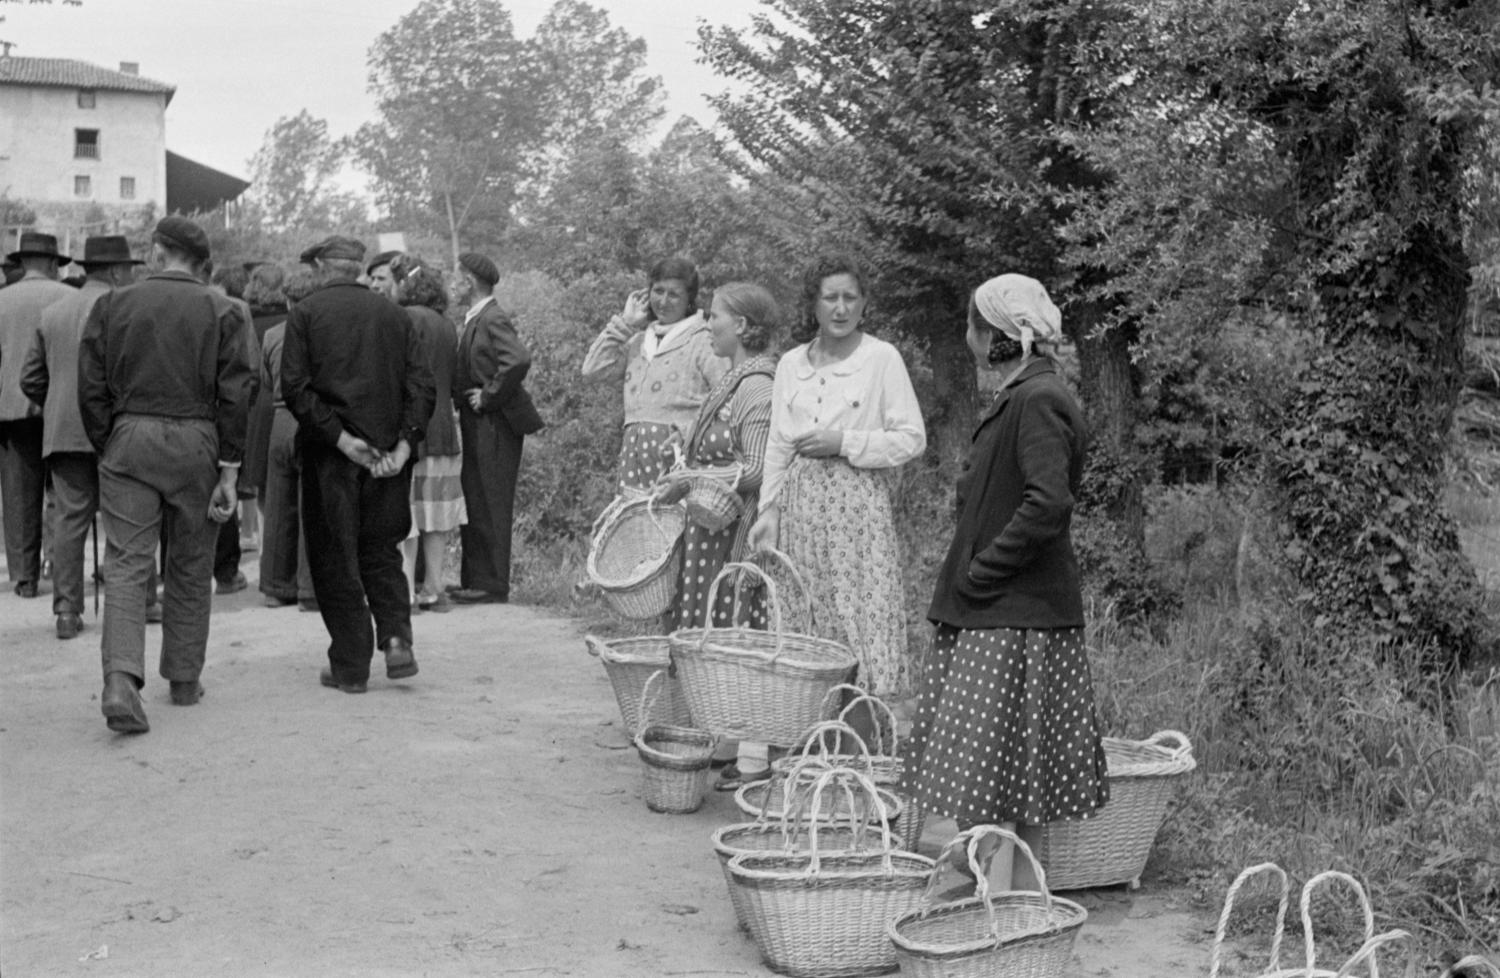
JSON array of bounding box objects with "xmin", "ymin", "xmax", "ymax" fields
[
  {"xmin": 586, "ymin": 495, "xmax": 686, "ymax": 619},
  {"xmin": 726, "ymin": 768, "xmax": 936, "ymax": 978},
  {"xmin": 633, "ymin": 671, "xmax": 717, "ymax": 814},
  {"xmin": 585, "ymin": 634, "xmax": 693, "ymax": 730},
  {"xmin": 889, "ymin": 826, "xmax": 1088, "ymax": 978},
  {"xmin": 670, "ymin": 560, "xmax": 856, "ymax": 746},
  {"xmin": 1033, "ymin": 729, "xmax": 1195, "ymax": 889}
]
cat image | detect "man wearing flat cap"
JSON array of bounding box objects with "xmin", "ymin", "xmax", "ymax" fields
[
  {"xmin": 449, "ymin": 251, "xmax": 542, "ymax": 605},
  {"xmin": 78, "ymin": 216, "xmax": 254, "ymax": 734},
  {"xmin": 282, "ymin": 235, "xmax": 435, "ymax": 694},
  {"xmin": 20, "ymin": 236, "xmax": 142, "ymax": 639},
  {"xmin": 0, "ymin": 231, "xmax": 74, "ymax": 598}
]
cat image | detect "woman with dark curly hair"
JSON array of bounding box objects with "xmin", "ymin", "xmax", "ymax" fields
[
  {"xmin": 396, "ymin": 259, "xmax": 465, "ymax": 612},
  {"xmin": 747, "ymin": 254, "xmax": 925, "ymax": 701},
  {"xmin": 581, "ymin": 257, "xmax": 727, "ymax": 492}
]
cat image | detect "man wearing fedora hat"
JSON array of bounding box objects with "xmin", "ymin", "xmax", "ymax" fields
[
  {"xmin": 20, "ymin": 236, "xmax": 142, "ymax": 639},
  {"xmin": 79, "ymin": 216, "xmax": 254, "ymax": 734},
  {"xmin": 0, "ymin": 231, "xmax": 74, "ymax": 598}
]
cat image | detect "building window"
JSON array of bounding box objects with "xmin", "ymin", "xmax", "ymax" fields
[
  {"xmin": 120, "ymin": 176, "xmax": 136, "ymax": 200},
  {"xmin": 74, "ymin": 129, "xmax": 99, "ymax": 159},
  {"xmin": 78, "ymin": 89, "xmax": 96, "ymax": 109},
  {"xmin": 74, "ymin": 175, "xmax": 91, "ymax": 197}
]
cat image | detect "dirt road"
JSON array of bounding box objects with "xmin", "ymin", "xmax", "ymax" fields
[{"xmin": 1, "ymin": 573, "xmax": 1213, "ymax": 977}]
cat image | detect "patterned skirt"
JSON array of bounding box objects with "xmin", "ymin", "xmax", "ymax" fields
[
  {"xmin": 617, "ymin": 422, "xmax": 676, "ymax": 493},
  {"xmin": 908, "ymin": 624, "xmax": 1109, "ymax": 825},
  {"xmin": 773, "ymin": 456, "xmax": 912, "ymax": 698},
  {"xmin": 669, "ymin": 505, "xmax": 766, "ymax": 633},
  {"xmin": 409, "ymin": 453, "xmax": 467, "ymax": 534}
]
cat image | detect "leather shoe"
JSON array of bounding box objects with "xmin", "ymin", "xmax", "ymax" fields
[
  {"xmin": 13, "ymin": 580, "xmax": 37, "ymax": 598},
  {"xmin": 169, "ymin": 680, "xmax": 204, "ymax": 705},
  {"xmin": 319, "ymin": 668, "xmax": 366, "ymax": 694},
  {"xmin": 56, "ymin": 612, "xmax": 83, "ymax": 639},
  {"xmin": 101, "ymin": 671, "xmax": 150, "ymax": 733},
  {"xmin": 298, "ymin": 598, "xmax": 319, "ymax": 613},
  {"xmin": 450, "ymin": 588, "xmax": 507, "ymax": 605},
  {"xmin": 216, "ymin": 571, "xmax": 248, "ymax": 595},
  {"xmin": 262, "ymin": 595, "xmax": 297, "ymax": 608},
  {"xmin": 144, "ymin": 602, "xmax": 163, "ymax": 623},
  {"xmin": 382, "ymin": 637, "xmax": 418, "ymax": 680}
]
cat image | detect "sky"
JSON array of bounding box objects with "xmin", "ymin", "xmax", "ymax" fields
[{"xmin": 2, "ymin": 0, "xmax": 762, "ymax": 182}]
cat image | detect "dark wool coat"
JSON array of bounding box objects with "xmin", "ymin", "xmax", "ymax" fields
[{"xmin": 927, "ymin": 357, "xmax": 1087, "ymax": 630}]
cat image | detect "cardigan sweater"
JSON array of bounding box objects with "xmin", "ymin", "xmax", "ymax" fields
[
  {"xmin": 581, "ymin": 312, "xmax": 727, "ymax": 432},
  {"xmin": 927, "ymin": 357, "xmax": 1087, "ymax": 630}
]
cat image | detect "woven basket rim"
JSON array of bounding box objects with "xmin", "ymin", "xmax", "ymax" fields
[
  {"xmin": 669, "ymin": 627, "xmax": 857, "ymax": 674},
  {"xmin": 888, "ymin": 893, "xmax": 1088, "ymax": 958},
  {"xmin": 586, "ymin": 499, "xmax": 685, "ymax": 588},
  {"xmin": 1103, "ymin": 734, "xmax": 1197, "ymax": 778},
  {"xmin": 591, "ymin": 634, "xmax": 673, "ymax": 663},
  {"xmin": 735, "ymin": 778, "xmax": 906, "ymax": 824},
  {"xmin": 727, "ymin": 848, "xmax": 936, "ymax": 883}
]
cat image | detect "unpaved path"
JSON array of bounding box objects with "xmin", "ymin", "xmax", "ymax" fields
[{"xmin": 1, "ymin": 569, "xmax": 1213, "ymax": 977}]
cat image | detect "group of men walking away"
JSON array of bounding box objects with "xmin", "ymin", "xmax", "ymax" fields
[{"xmin": 0, "ymin": 218, "xmax": 541, "ymax": 733}]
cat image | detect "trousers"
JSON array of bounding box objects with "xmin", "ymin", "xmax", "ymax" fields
[
  {"xmin": 457, "ymin": 408, "xmax": 523, "ymax": 595},
  {"xmin": 97, "ymin": 415, "xmax": 218, "ymax": 683},
  {"xmin": 47, "ymin": 452, "xmax": 99, "ymax": 615},
  {"xmin": 300, "ymin": 441, "xmax": 413, "ymax": 684},
  {"xmin": 0, "ymin": 416, "xmax": 45, "ymax": 586},
  {"xmin": 259, "ymin": 407, "xmax": 311, "ymax": 601}
]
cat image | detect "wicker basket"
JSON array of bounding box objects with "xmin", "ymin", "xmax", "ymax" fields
[
  {"xmin": 727, "ymin": 768, "xmax": 936, "ymax": 978},
  {"xmin": 1207, "ymin": 865, "xmax": 1416, "ymax": 978},
  {"xmin": 662, "ymin": 462, "xmax": 744, "ymax": 533},
  {"xmin": 889, "ymin": 826, "xmax": 1088, "ymax": 978},
  {"xmin": 584, "ymin": 634, "xmax": 693, "ymax": 730},
  {"xmin": 670, "ymin": 559, "xmax": 856, "ymax": 745},
  {"xmin": 587, "ymin": 495, "xmax": 686, "ymax": 619},
  {"xmin": 1033, "ymin": 729, "xmax": 1196, "ymax": 889},
  {"xmin": 633, "ymin": 671, "xmax": 717, "ymax": 814}
]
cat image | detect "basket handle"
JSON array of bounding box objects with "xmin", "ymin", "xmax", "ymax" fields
[
  {"xmin": 1333, "ymin": 930, "xmax": 1417, "ymax": 978},
  {"xmin": 1439, "ymin": 957, "xmax": 1500, "ymax": 978},
  {"xmin": 1299, "ymin": 871, "xmax": 1376, "ymax": 977},
  {"xmin": 634, "ymin": 669, "xmax": 667, "ymax": 741},
  {"xmin": 802, "ymin": 768, "xmax": 895, "ymax": 878},
  {"xmin": 584, "ymin": 634, "xmax": 609, "ymax": 659},
  {"xmin": 698, "ymin": 561, "xmax": 786, "ymax": 658},
  {"xmin": 1144, "ymin": 729, "xmax": 1193, "ymax": 759},
  {"xmin": 1209, "ymin": 863, "xmax": 1289, "ymax": 978},
  {"xmin": 793, "ymin": 719, "xmax": 874, "ymax": 767},
  {"xmin": 769, "ymin": 755, "xmax": 841, "ymax": 836},
  {"xmin": 589, "ymin": 495, "xmax": 628, "ymax": 541},
  {"xmin": 749, "ymin": 548, "xmax": 814, "ymax": 627},
  {"xmin": 919, "ymin": 826, "xmax": 1057, "ymax": 942},
  {"xmin": 838, "ymin": 692, "xmax": 901, "ymax": 759}
]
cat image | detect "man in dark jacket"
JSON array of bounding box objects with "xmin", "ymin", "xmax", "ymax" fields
[
  {"xmin": 78, "ymin": 217, "xmax": 253, "ymax": 734},
  {"xmin": 281, "ymin": 236, "xmax": 434, "ymax": 693},
  {"xmin": 449, "ymin": 252, "xmax": 543, "ymax": 604}
]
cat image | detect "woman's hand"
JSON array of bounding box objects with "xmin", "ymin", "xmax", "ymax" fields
[
  {"xmin": 652, "ymin": 479, "xmax": 690, "ymax": 505},
  {"xmin": 792, "ymin": 429, "xmax": 843, "ymax": 459},
  {"xmin": 621, "ymin": 288, "xmax": 651, "ymax": 329},
  {"xmin": 747, "ymin": 508, "xmax": 780, "ymax": 553}
]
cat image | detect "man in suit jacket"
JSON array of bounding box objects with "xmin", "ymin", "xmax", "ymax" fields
[
  {"xmin": 0, "ymin": 232, "xmax": 74, "ymax": 598},
  {"xmin": 450, "ymin": 252, "xmax": 542, "ymax": 604},
  {"xmin": 20, "ymin": 236, "xmax": 142, "ymax": 638}
]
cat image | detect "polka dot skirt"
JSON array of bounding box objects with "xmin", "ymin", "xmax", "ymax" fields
[
  {"xmin": 907, "ymin": 624, "xmax": 1109, "ymax": 825},
  {"xmin": 617, "ymin": 422, "xmax": 676, "ymax": 492}
]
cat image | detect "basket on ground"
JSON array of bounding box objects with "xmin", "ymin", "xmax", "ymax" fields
[
  {"xmin": 633, "ymin": 671, "xmax": 717, "ymax": 814},
  {"xmin": 1034, "ymin": 729, "xmax": 1195, "ymax": 889},
  {"xmin": 889, "ymin": 826, "xmax": 1088, "ymax": 978},
  {"xmin": 670, "ymin": 556, "xmax": 856, "ymax": 746},
  {"xmin": 727, "ymin": 767, "xmax": 935, "ymax": 978},
  {"xmin": 587, "ymin": 495, "xmax": 686, "ymax": 619},
  {"xmin": 585, "ymin": 634, "xmax": 693, "ymax": 730}
]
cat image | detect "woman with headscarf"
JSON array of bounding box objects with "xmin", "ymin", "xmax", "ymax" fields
[
  {"xmin": 908, "ymin": 274, "xmax": 1108, "ymax": 889},
  {"xmin": 581, "ymin": 258, "xmax": 728, "ymax": 493}
]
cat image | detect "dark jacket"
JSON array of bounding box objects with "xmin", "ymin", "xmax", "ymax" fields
[
  {"xmin": 77, "ymin": 270, "xmax": 254, "ymax": 462},
  {"xmin": 406, "ymin": 304, "xmax": 460, "ymax": 457},
  {"xmin": 281, "ymin": 280, "xmax": 435, "ymax": 452},
  {"xmin": 457, "ymin": 298, "xmax": 542, "ymax": 436},
  {"xmin": 927, "ymin": 357, "xmax": 1087, "ymax": 629}
]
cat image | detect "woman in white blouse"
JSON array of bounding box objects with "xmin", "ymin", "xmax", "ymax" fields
[{"xmin": 747, "ymin": 254, "xmax": 926, "ymax": 699}]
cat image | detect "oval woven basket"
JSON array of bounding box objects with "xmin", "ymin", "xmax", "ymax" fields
[
  {"xmin": 584, "ymin": 634, "xmax": 693, "ymax": 731},
  {"xmin": 889, "ymin": 826, "xmax": 1088, "ymax": 978},
  {"xmin": 1033, "ymin": 730, "xmax": 1196, "ymax": 889},
  {"xmin": 586, "ymin": 496, "xmax": 686, "ymax": 620},
  {"xmin": 669, "ymin": 557, "xmax": 856, "ymax": 745},
  {"xmin": 712, "ymin": 818, "xmax": 866, "ymax": 934}
]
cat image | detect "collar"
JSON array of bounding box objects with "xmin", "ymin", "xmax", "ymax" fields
[
  {"xmin": 979, "ymin": 357, "xmax": 1058, "ymax": 426},
  {"xmin": 643, "ymin": 312, "xmax": 705, "ymax": 359},
  {"xmin": 147, "ymin": 269, "xmax": 204, "ymax": 283},
  {"xmin": 790, "ymin": 332, "xmax": 874, "ymax": 381},
  {"xmin": 464, "ymin": 295, "xmax": 495, "ymax": 324}
]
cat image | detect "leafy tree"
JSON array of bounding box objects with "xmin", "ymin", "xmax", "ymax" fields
[{"xmin": 243, "ymin": 110, "xmax": 353, "ymax": 233}]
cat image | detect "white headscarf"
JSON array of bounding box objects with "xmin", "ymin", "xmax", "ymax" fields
[{"xmin": 973, "ymin": 274, "xmax": 1062, "ymax": 358}]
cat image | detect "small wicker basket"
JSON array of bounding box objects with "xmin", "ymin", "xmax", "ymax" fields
[
  {"xmin": 889, "ymin": 826, "xmax": 1088, "ymax": 978},
  {"xmin": 669, "ymin": 559, "xmax": 856, "ymax": 745},
  {"xmin": 633, "ymin": 671, "xmax": 717, "ymax": 814},
  {"xmin": 661, "ymin": 462, "xmax": 744, "ymax": 532},
  {"xmin": 1033, "ymin": 729, "xmax": 1195, "ymax": 889},
  {"xmin": 585, "ymin": 634, "xmax": 693, "ymax": 730},
  {"xmin": 587, "ymin": 495, "xmax": 686, "ymax": 619}
]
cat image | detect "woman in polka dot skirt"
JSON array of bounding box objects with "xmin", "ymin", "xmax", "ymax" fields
[
  {"xmin": 747, "ymin": 254, "xmax": 926, "ymax": 703},
  {"xmin": 581, "ymin": 258, "xmax": 728, "ymax": 493},
  {"xmin": 656, "ymin": 282, "xmax": 779, "ymax": 790},
  {"xmin": 909, "ymin": 274, "xmax": 1108, "ymax": 890}
]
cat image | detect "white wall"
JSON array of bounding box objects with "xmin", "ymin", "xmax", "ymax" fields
[{"xmin": 0, "ymin": 85, "xmax": 167, "ymax": 208}]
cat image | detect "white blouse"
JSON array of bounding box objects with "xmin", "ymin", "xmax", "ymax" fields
[{"xmin": 759, "ymin": 333, "xmax": 926, "ymax": 511}]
